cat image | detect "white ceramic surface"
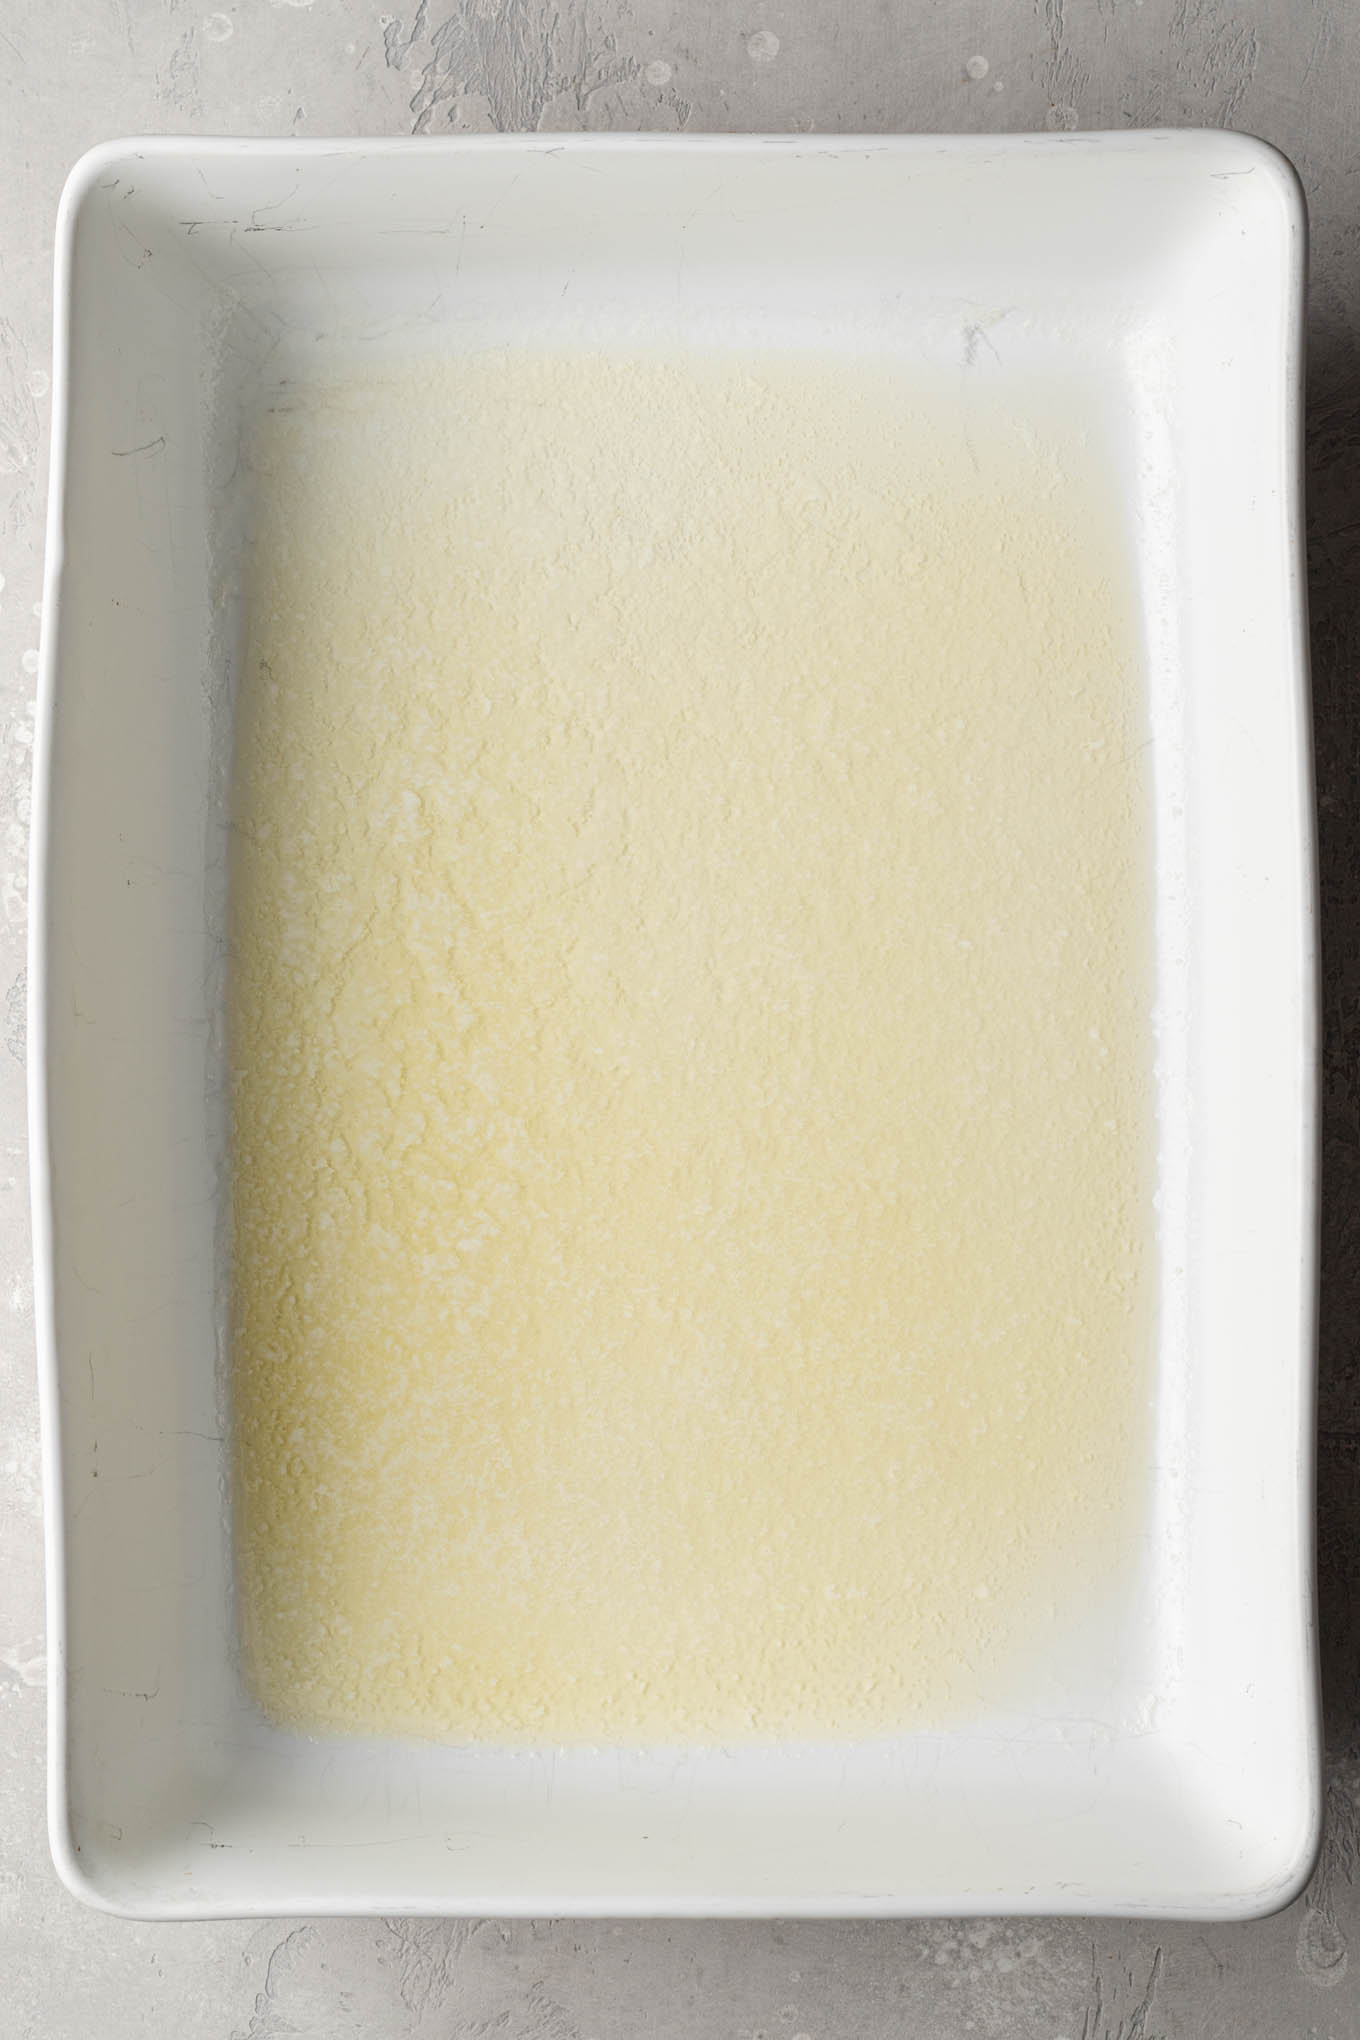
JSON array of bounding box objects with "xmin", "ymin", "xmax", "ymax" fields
[{"xmin": 32, "ymin": 131, "xmax": 1317, "ymax": 1920}]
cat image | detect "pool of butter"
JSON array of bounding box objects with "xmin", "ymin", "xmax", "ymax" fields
[{"xmin": 230, "ymin": 348, "xmax": 1153, "ymax": 1743}]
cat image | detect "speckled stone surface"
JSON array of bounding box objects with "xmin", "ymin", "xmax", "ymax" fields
[{"xmin": 2, "ymin": 4, "xmax": 1359, "ymax": 2035}]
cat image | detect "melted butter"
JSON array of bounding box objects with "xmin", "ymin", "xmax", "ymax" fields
[{"xmin": 230, "ymin": 349, "xmax": 1154, "ymax": 1743}]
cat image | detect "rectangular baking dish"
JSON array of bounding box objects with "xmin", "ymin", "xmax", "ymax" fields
[{"xmin": 32, "ymin": 132, "xmax": 1317, "ymax": 1919}]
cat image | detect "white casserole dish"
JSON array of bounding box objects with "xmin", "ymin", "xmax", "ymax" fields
[{"xmin": 32, "ymin": 131, "xmax": 1317, "ymax": 1920}]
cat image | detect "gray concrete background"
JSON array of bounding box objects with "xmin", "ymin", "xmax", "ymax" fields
[{"xmin": 2, "ymin": 2, "xmax": 1359, "ymax": 2034}]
